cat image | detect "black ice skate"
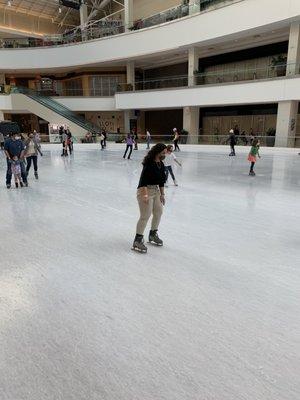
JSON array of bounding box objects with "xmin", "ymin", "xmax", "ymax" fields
[
  {"xmin": 249, "ymin": 171, "xmax": 256, "ymax": 176},
  {"xmin": 20, "ymin": 181, "xmax": 24, "ymax": 187},
  {"xmin": 148, "ymin": 230, "xmax": 163, "ymax": 246},
  {"xmin": 15, "ymin": 182, "xmax": 19, "ymax": 188},
  {"xmin": 34, "ymin": 172, "xmax": 38, "ymax": 180},
  {"xmin": 132, "ymin": 234, "xmax": 147, "ymax": 253}
]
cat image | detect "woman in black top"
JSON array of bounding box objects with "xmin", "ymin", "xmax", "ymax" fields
[{"xmin": 132, "ymin": 143, "xmax": 167, "ymax": 253}]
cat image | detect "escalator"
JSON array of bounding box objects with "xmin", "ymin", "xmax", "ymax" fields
[{"xmin": 12, "ymin": 86, "xmax": 99, "ymax": 134}]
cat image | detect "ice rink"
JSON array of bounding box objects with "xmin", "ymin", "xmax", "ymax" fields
[{"xmin": 1, "ymin": 143, "xmax": 300, "ymax": 400}]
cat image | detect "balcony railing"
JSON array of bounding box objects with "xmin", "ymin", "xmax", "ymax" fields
[
  {"xmin": 0, "ymin": 0, "xmax": 240, "ymax": 49},
  {"xmin": 2, "ymin": 63, "xmax": 297, "ymax": 99},
  {"xmin": 117, "ymin": 63, "xmax": 300, "ymax": 92},
  {"xmin": 129, "ymin": 0, "xmax": 235, "ymax": 30}
]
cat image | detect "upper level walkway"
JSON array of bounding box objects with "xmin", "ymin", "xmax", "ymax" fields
[{"xmin": 0, "ymin": 0, "xmax": 299, "ymax": 71}]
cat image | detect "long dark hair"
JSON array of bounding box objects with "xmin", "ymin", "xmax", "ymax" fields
[{"xmin": 143, "ymin": 143, "xmax": 167, "ymax": 165}]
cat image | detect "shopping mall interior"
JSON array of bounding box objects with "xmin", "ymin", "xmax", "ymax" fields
[{"xmin": 0, "ymin": 1, "xmax": 299, "ymax": 399}]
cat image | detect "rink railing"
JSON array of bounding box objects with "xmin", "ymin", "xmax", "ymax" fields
[{"xmin": 15, "ymin": 134, "xmax": 300, "ymax": 147}]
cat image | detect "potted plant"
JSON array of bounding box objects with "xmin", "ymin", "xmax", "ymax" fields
[
  {"xmin": 270, "ymin": 55, "xmax": 287, "ymax": 77},
  {"xmin": 266, "ymin": 127, "xmax": 276, "ymax": 147}
]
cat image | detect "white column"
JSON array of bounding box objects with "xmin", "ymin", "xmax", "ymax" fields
[
  {"xmin": 124, "ymin": 110, "xmax": 135, "ymax": 133},
  {"xmin": 80, "ymin": 2, "xmax": 88, "ymax": 40},
  {"xmin": 124, "ymin": 110, "xmax": 130, "ymax": 133},
  {"xmin": 188, "ymin": 47, "xmax": 199, "ymax": 86},
  {"xmin": 124, "ymin": 0, "xmax": 133, "ymax": 31},
  {"xmin": 183, "ymin": 106, "xmax": 200, "ymax": 144},
  {"xmin": 0, "ymin": 111, "xmax": 4, "ymax": 121},
  {"xmin": 124, "ymin": 61, "xmax": 135, "ymax": 133},
  {"xmin": 287, "ymin": 22, "xmax": 300, "ymax": 76},
  {"xmin": 275, "ymin": 101, "xmax": 298, "ymax": 147},
  {"xmin": 126, "ymin": 61, "xmax": 135, "ymax": 89}
]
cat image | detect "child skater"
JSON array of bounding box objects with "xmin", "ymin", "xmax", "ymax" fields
[
  {"xmin": 248, "ymin": 138, "xmax": 260, "ymax": 176},
  {"xmin": 164, "ymin": 144, "xmax": 182, "ymax": 186},
  {"xmin": 11, "ymin": 156, "xmax": 24, "ymax": 188}
]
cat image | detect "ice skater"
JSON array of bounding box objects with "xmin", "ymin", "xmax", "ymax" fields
[
  {"xmin": 24, "ymin": 132, "xmax": 43, "ymax": 179},
  {"xmin": 134, "ymin": 130, "xmax": 138, "ymax": 150},
  {"xmin": 66, "ymin": 129, "xmax": 73, "ymax": 154},
  {"xmin": 4, "ymin": 132, "xmax": 28, "ymax": 189},
  {"xmin": 228, "ymin": 129, "xmax": 237, "ymax": 156},
  {"xmin": 61, "ymin": 129, "xmax": 68, "ymax": 157},
  {"xmin": 146, "ymin": 130, "xmax": 151, "ymax": 149},
  {"xmin": 132, "ymin": 143, "xmax": 167, "ymax": 253},
  {"xmin": 248, "ymin": 138, "xmax": 260, "ymax": 176},
  {"xmin": 11, "ymin": 156, "xmax": 24, "ymax": 188},
  {"xmin": 173, "ymin": 128, "xmax": 180, "ymax": 151},
  {"xmin": 100, "ymin": 131, "xmax": 105, "ymax": 150},
  {"xmin": 164, "ymin": 145, "xmax": 182, "ymax": 186},
  {"xmin": 123, "ymin": 133, "xmax": 134, "ymax": 159}
]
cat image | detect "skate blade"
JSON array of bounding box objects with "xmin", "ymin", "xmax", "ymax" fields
[
  {"xmin": 148, "ymin": 241, "xmax": 163, "ymax": 246},
  {"xmin": 131, "ymin": 246, "xmax": 147, "ymax": 253}
]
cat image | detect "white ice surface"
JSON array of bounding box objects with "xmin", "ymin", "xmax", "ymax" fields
[{"xmin": 0, "ymin": 144, "xmax": 299, "ymax": 400}]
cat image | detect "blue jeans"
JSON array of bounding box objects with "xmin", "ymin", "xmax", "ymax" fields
[
  {"xmin": 6, "ymin": 159, "xmax": 27, "ymax": 185},
  {"xmin": 26, "ymin": 155, "xmax": 38, "ymax": 173},
  {"xmin": 165, "ymin": 166, "xmax": 175, "ymax": 182}
]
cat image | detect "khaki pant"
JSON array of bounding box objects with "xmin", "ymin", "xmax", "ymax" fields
[{"xmin": 136, "ymin": 185, "xmax": 163, "ymax": 236}]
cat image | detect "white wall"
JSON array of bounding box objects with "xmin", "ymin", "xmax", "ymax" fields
[
  {"xmin": 0, "ymin": 95, "xmax": 116, "ymax": 112},
  {"xmin": 115, "ymin": 76, "xmax": 300, "ymax": 109},
  {"xmin": 54, "ymin": 97, "xmax": 116, "ymax": 111},
  {"xmin": 0, "ymin": 0, "xmax": 300, "ymax": 70}
]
